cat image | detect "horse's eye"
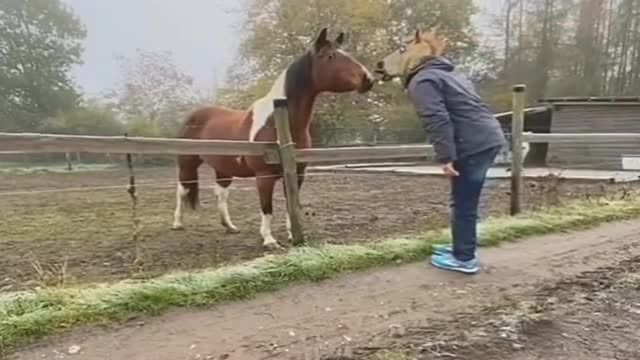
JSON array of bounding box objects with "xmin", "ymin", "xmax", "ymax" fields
[
  {"xmin": 328, "ymin": 52, "xmax": 336, "ymax": 60},
  {"xmin": 399, "ymin": 45, "xmax": 407, "ymax": 54}
]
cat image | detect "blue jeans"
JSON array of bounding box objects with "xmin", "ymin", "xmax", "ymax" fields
[{"xmin": 450, "ymin": 146, "xmax": 501, "ymax": 262}]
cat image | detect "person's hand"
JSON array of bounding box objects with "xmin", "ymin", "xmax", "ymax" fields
[{"xmin": 442, "ymin": 162, "xmax": 459, "ymax": 177}]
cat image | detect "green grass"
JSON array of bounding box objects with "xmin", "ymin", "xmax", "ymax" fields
[
  {"xmin": 2, "ymin": 196, "xmax": 640, "ymax": 350},
  {"xmin": 0, "ymin": 162, "xmax": 116, "ymax": 175}
]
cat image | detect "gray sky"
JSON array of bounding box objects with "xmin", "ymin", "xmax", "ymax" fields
[
  {"xmin": 64, "ymin": 0, "xmax": 498, "ymax": 97},
  {"xmin": 63, "ymin": 0, "xmax": 245, "ymax": 97}
]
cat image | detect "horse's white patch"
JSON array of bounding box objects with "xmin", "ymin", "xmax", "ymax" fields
[
  {"xmin": 260, "ymin": 213, "xmax": 277, "ymax": 245},
  {"xmin": 214, "ymin": 184, "xmax": 237, "ymax": 232},
  {"xmin": 172, "ymin": 183, "xmax": 189, "ymax": 229},
  {"xmin": 249, "ymin": 70, "xmax": 287, "ymax": 141},
  {"xmin": 338, "ymin": 49, "xmax": 374, "ymax": 83}
]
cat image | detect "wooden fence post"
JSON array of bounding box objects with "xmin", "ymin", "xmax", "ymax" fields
[
  {"xmin": 273, "ymin": 98, "xmax": 305, "ymax": 245},
  {"xmin": 510, "ymin": 84, "xmax": 526, "ymax": 215}
]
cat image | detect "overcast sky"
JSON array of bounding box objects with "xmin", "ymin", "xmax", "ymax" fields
[
  {"xmin": 63, "ymin": 0, "xmax": 245, "ymax": 97},
  {"xmin": 62, "ymin": 0, "xmax": 499, "ymax": 97}
]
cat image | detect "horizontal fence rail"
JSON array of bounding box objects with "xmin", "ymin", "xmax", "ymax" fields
[
  {"xmin": 494, "ymin": 106, "xmax": 550, "ymax": 119},
  {"xmin": 264, "ymin": 144, "xmax": 434, "ymax": 164},
  {"xmin": 0, "ymin": 132, "xmax": 434, "ymax": 164},
  {"xmin": 523, "ymin": 133, "xmax": 640, "ymax": 143},
  {"xmin": 545, "ymin": 102, "xmax": 640, "ymax": 106},
  {"xmin": 0, "ymin": 133, "xmax": 277, "ymax": 156}
]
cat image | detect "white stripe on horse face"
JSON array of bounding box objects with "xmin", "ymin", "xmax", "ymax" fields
[
  {"xmin": 249, "ymin": 70, "xmax": 287, "ymax": 141},
  {"xmin": 338, "ymin": 49, "xmax": 374, "ymax": 83}
]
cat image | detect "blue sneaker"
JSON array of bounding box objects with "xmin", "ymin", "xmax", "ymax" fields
[
  {"xmin": 432, "ymin": 244, "xmax": 477, "ymax": 257},
  {"xmin": 432, "ymin": 244, "xmax": 453, "ymax": 255},
  {"xmin": 430, "ymin": 253, "xmax": 480, "ymax": 274}
]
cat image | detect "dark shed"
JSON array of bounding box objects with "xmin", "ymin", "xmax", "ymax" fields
[
  {"xmin": 495, "ymin": 106, "xmax": 553, "ymax": 166},
  {"xmin": 540, "ymin": 97, "xmax": 640, "ymax": 170}
]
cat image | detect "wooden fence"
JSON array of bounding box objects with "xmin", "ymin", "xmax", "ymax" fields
[
  {"xmin": 3, "ymin": 89, "xmax": 640, "ymax": 242},
  {"xmin": 509, "ymin": 84, "xmax": 640, "ymax": 215},
  {"xmin": 0, "ymin": 100, "xmax": 435, "ymax": 245}
]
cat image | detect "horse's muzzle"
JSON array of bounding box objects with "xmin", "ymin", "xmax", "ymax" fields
[
  {"xmin": 359, "ymin": 74, "xmax": 374, "ymax": 93},
  {"xmin": 374, "ymin": 61, "xmax": 396, "ymax": 82}
]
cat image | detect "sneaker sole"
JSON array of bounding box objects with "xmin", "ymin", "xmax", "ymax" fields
[
  {"xmin": 430, "ymin": 258, "xmax": 479, "ymax": 274},
  {"xmin": 432, "ymin": 248, "xmax": 478, "ymax": 258}
]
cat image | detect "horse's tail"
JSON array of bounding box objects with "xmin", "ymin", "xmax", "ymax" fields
[
  {"xmin": 176, "ymin": 110, "xmax": 208, "ymax": 210},
  {"xmin": 177, "ymin": 154, "xmax": 203, "ymax": 210}
]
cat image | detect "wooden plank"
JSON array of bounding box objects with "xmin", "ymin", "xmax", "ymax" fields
[
  {"xmin": 0, "ymin": 132, "xmax": 275, "ymax": 156},
  {"xmin": 273, "ymin": 99, "xmax": 305, "ymax": 246},
  {"xmin": 548, "ymin": 102, "xmax": 640, "ymax": 106},
  {"xmin": 297, "ymin": 145, "xmax": 434, "ymax": 163},
  {"xmin": 511, "ymin": 84, "xmax": 526, "ymax": 216},
  {"xmin": 263, "ymin": 144, "xmax": 434, "ymax": 164},
  {"xmin": 494, "ymin": 106, "xmax": 550, "ymax": 119},
  {"xmin": 524, "ymin": 133, "xmax": 640, "ymax": 143},
  {"xmin": 540, "ymin": 96, "xmax": 640, "ymax": 103}
]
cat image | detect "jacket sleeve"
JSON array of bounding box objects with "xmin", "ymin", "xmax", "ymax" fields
[{"xmin": 408, "ymin": 77, "xmax": 456, "ymax": 164}]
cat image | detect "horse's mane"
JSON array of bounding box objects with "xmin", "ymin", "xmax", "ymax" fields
[{"xmin": 284, "ymin": 51, "xmax": 313, "ymax": 101}]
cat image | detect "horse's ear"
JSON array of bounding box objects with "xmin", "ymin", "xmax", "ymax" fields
[
  {"xmin": 314, "ymin": 27, "xmax": 329, "ymax": 51},
  {"xmin": 335, "ymin": 32, "xmax": 345, "ymax": 46},
  {"xmin": 414, "ymin": 28, "xmax": 422, "ymax": 43}
]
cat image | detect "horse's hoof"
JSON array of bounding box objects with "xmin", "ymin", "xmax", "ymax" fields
[
  {"xmin": 225, "ymin": 227, "xmax": 240, "ymax": 234},
  {"xmin": 171, "ymin": 224, "xmax": 184, "ymax": 231},
  {"xmin": 263, "ymin": 241, "xmax": 284, "ymax": 252}
]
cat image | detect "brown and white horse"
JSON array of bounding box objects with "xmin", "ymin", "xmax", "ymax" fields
[{"xmin": 172, "ymin": 28, "xmax": 374, "ymax": 250}]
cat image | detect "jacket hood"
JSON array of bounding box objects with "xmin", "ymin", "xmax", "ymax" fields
[{"xmin": 404, "ymin": 56, "xmax": 455, "ymax": 88}]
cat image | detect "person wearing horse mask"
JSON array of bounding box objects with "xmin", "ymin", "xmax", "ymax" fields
[{"xmin": 376, "ymin": 29, "xmax": 506, "ymax": 274}]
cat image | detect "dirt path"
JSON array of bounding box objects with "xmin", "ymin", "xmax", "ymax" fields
[
  {"xmin": 480, "ymin": 282, "xmax": 640, "ymax": 360},
  {"xmin": 10, "ymin": 219, "xmax": 640, "ymax": 360}
]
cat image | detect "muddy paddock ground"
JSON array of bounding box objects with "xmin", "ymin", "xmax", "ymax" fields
[{"xmin": 0, "ymin": 165, "xmax": 635, "ymax": 288}]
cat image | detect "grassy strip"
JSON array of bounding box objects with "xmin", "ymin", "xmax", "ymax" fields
[
  {"xmin": 0, "ymin": 163, "xmax": 117, "ymax": 175},
  {"xmin": 2, "ymin": 196, "xmax": 640, "ymax": 350}
]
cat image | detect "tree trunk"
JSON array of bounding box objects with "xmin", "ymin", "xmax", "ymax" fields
[
  {"xmin": 504, "ymin": 0, "xmax": 515, "ymax": 76},
  {"xmin": 602, "ymin": 0, "xmax": 615, "ymax": 94},
  {"xmin": 532, "ymin": 0, "xmax": 555, "ymax": 99}
]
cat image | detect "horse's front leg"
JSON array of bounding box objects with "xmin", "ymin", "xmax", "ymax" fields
[
  {"xmin": 214, "ymin": 179, "xmax": 240, "ymax": 234},
  {"xmin": 256, "ymin": 175, "xmax": 283, "ymax": 251},
  {"xmin": 172, "ymin": 182, "xmax": 188, "ymax": 230}
]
